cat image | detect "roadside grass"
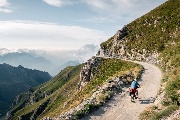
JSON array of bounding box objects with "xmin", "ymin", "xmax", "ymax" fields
[
  {"xmin": 150, "ymin": 105, "xmax": 178, "ymax": 120},
  {"xmin": 140, "ymin": 105, "xmax": 178, "ymax": 120}
]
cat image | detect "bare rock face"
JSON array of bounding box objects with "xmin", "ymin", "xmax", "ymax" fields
[
  {"xmin": 98, "ymin": 25, "xmax": 160, "ymax": 65},
  {"xmin": 78, "ymin": 57, "xmax": 101, "ymax": 90},
  {"xmin": 114, "ymin": 26, "xmax": 129, "ymax": 41}
]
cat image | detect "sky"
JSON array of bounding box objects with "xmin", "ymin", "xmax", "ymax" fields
[{"xmin": 0, "ymin": 0, "xmax": 166, "ymax": 50}]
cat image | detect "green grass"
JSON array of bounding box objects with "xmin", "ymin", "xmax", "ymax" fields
[
  {"xmin": 10, "ymin": 58, "xmax": 142, "ymax": 119},
  {"xmin": 150, "ymin": 105, "xmax": 178, "ymax": 120},
  {"xmin": 10, "ymin": 64, "xmax": 83, "ymax": 119},
  {"xmin": 74, "ymin": 104, "xmax": 101, "ymax": 120},
  {"xmin": 100, "ymin": 37, "xmax": 114, "ymax": 49},
  {"xmin": 140, "ymin": 105, "xmax": 178, "ymax": 120}
]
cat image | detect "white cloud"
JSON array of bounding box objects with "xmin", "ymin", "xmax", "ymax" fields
[
  {"xmin": 0, "ymin": 20, "xmax": 109, "ymax": 49},
  {"xmin": 42, "ymin": 0, "xmax": 64, "ymax": 7},
  {"xmin": 44, "ymin": 0, "xmax": 165, "ymax": 25},
  {"xmin": 85, "ymin": 0, "xmax": 110, "ymax": 9},
  {"xmin": 83, "ymin": 0, "xmax": 166, "ymax": 24},
  {"xmin": 0, "ymin": 0, "xmax": 13, "ymax": 13},
  {"xmin": 0, "ymin": 8, "xmax": 12, "ymax": 13},
  {"xmin": 0, "ymin": 0, "xmax": 9, "ymax": 7}
]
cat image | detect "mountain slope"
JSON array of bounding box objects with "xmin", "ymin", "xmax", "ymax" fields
[
  {"xmin": 7, "ymin": 64, "xmax": 84, "ymax": 120},
  {"xmin": 0, "ymin": 64, "xmax": 51, "ymax": 119},
  {"xmin": 98, "ymin": 0, "xmax": 179, "ymax": 119},
  {"xmin": 7, "ymin": 58, "xmax": 142, "ymax": 120}
]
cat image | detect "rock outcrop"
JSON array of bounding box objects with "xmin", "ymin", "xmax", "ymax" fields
[
  {"xmin": 78, "ymin": 57, "xmax": 101, "ymax": 90},
  {"xmin": 114, "ymin": 26, "xmax": 129, "ymax": 41},
  {"xmin": 98, "ymin": 26, "xmax": 160, "ymax": 65}
]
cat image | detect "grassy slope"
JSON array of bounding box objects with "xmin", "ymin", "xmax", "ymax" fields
[
  {"xmin": 11, "ymin": 64, "xmax": 83, "ymax": 119},
  {"xmin": 101, "ymin": 0, "xmax": 180, "ymax": 119},
  {"xmin": 11, "ymin": 58, "xmax": 142, "ymax": 119}
]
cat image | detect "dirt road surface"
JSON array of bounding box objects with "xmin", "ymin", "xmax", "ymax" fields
[{"xmin": 82, "ymin": 61, "xmax": 162, "ymax": 120}]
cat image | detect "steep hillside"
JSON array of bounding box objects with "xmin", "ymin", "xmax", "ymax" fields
[
  {"xmin": 99, "ymin": 0, "xmax": 179, "ymax": 119},
  {"xmin": 7, "ymin": 57, "xmax": 142, "ymax": 120},
  {"xmin": 0, "ymin": 64, "xmax": 51, "ymax": 119}
]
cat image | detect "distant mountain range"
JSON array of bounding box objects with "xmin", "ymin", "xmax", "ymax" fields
[
  {"xmin": 0, "ymin": 52, "xmax": 58, "ymax": 75},
  {"xmin": 0, "ymin": 63, "xmax": 52, "ymax": 118},
  {"xmin": 0, "ymin": 44, "xmax": 98, "ymax": 76}
]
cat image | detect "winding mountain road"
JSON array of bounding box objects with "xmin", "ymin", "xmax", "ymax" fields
[{"xmin": 82, "ymin": 60, "xmax": 162, "ymax": 120}]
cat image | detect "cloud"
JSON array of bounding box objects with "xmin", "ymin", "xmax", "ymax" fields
[
  {"xmin": 0, "ymin": 0, "xmax": 9, "ymax": 7},
  {"xmin": 0, "ymin": 8, "xmax": 12, "ymax": 13},
  {"xmin": 42, "ymin": 0, "xmax": 75, "ymax": 7},
  {"xmin": 85, "ymin": 0, "xmax": 110, "ymax": 9},
  {"xmin": 43, "ymin": 0, "xmax": 165, "ymax": 26},
  {"xmin": 0, "ymin": 0, "xmax": 13, "ymax": 13},
  {"xmin": 83, "ymin": 0, "xmax": 166, "ymax": 24},
  {"xmin": 42, "ymin": 0, "xmax": 64, "ymax": 7},
  {"xmin": 0, "ymin": 20, "xmax": 109, "ymax": 49}
]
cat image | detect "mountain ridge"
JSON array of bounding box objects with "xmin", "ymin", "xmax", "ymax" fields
[{"xmin": 0, "ymin": 63, "xmax": 52, "ymax": 119}]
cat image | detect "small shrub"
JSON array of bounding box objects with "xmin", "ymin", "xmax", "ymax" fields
[
  {"xmin": 139, "ymin": 106, "xmax": 157, "ymax": 120},
  {"xmin": 150, "ymin": 105, "xmax": 178, "ymax": 120},
  {"xmin": 74, "ymin": 104, "xmax": 100, "ymax": 120},
  {"xmin": 74, "ymin": 110, "xmax": 84, "ymax": 120},
  {"xmin": 166, "ymin": 76, "xmax": 180, "ymax": 105},
  {"xmin": 162, "ymin": 76, "xmax": 169, "ymax": 82},
  {"xmin": 152, "ymin": 106, "xmax": 158, "ymax": 110},
  {"xmin": 161, "ymin": 100, "xmax": 170, "ymax": 106}
]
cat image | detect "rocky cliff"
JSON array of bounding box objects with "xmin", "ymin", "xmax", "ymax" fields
[
  {"xmin": 78, "ymin": 57, "xmax": 101, "ymax": 90},
  {"xmin": 98, "ymin": 26, "xmax": 160, "ymax": 65}
]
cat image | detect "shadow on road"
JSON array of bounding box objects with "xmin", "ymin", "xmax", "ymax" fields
[{"xmin": 139, "ymin": 97, "xmax": 156, "ymax": 104}]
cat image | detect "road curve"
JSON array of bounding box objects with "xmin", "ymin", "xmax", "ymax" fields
[{"xmin": 82, "ymin": 60, "xmax": 162, "ymax": 120}]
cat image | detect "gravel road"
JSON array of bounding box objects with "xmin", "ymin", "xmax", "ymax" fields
[{"xmin": 82, "ymin": 61, "xmax": 162, "ymax": 120}]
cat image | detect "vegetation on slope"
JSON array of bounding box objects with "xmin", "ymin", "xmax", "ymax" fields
[
  {"xmin": 127, "ymin": 0, "xmax": 179, "ymax": 52},
  {"xmin": 9, "ymin": 58, "xmax": 142, "ymax": 120},
  {"xmin": 9, "ymin": 64, "xmax": 83, "ymax": 120},
  {"xmin": 0, "ymin": 64, "xmax": 51, "ymax": 118},
  {"xmin": 101, "ymin": 0, "xmax": 179, "ymax": 119}
]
